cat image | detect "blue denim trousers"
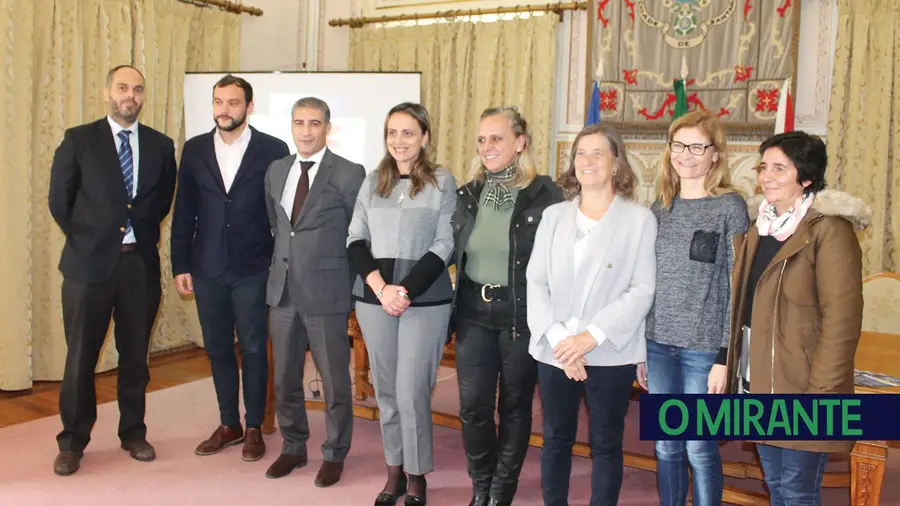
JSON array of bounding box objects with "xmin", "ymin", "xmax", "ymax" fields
[
  {"xmin": 757, "ymin": 444, "xmax": 829, "ymax": 506},
  {"xmin": 538, "ymin": 361, "xmax": 636, "ymax": 506},
  {"xmin": 647, "ymin": 340, "xmax": 724, "ymax": 506}
]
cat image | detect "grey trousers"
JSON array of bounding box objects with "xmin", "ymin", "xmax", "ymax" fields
[
  {"xmin": 270, "ymin": 291, "xmax": 352, "ymax": 461},
  {"xmin": 355, "ymin": 302, "xmax": 452, "ymax": 475}
]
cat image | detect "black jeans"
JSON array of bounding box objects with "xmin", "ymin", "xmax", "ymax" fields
[
  {"xmin": 193, "ymin": 270, "xmax": 269, "ymax": 428},
  {"xmin": 538, "ymin": 361, "xmax": 636, "ymax": 506},
  {"xmin": 454, "ymin": 281, "xmax": 537, "ymax": 502}
]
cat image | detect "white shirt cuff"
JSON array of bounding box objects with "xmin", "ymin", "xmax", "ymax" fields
[
  {"xmin": 586, "ymin": 324, "xmax": 607, "ymax": 347},
  {"xmin": 545, "ymin": 323, "xmax": 570, "ymax": 348}
]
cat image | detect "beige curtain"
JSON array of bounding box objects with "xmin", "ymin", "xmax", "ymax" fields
[
  {"xmin": 349, "ymin": 14, "xmax": 558, "ymax": 183},
  {"xmin": 0, "ymin": 0, "xmax": 240, "ymax": 390},
  {"xmin": 826, "ymin": 0, "xmax": 900, "ymax": 276}
]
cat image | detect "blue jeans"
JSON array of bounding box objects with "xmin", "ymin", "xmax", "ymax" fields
[
  {"xmin": 193, "ymin": 270, "xmax": 269, "ymax": 428},
  {"xmin": 538, "ymin": 361, "xmax": 635, "ymax": 506},
  {"xmin": 647, "ymin": 340, "xmax": 724, "ymax": 506},
  {"xmin": 757, "ymin": 444, "xmax": 828, "ymax": 506}
]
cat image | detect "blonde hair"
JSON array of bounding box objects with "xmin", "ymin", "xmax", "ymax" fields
[
  {"xmin": 467, "ymin": 106, "xmax": 537, "ymax": 189},
  {"xmin": 656, "ymin": 110, "xmax": 736, "ymax": 209}
]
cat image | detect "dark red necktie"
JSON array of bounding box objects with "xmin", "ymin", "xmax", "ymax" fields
[{"xmin": 291, "ymin": 160, "xmax": 315, "ymax": 225}]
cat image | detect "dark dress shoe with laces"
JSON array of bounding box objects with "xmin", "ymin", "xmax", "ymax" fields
[
  {"xmin": 121, "ymin": 440, "xmax": 156, "ymax": 462},
  {"xmin": 266, "ymin": 453, "xmax": 307, "ymax": 479},
  {"xmin": 241, "ymin": 428, "xmax": 265, "ymax": 461},
  {"xmin": 195, "ymin": 425, "xmax": 244, "ymax": 456},
  {"xmin": 374, "ymin": 473, "xmax": 408, "ymax": 505},
  {"xmin": 315, "ymin": 460, "xmax": 344, "ymax": 487},
  {"xmin": 53, "ymin": 450, "xmax": 83, "ymax": 476}
]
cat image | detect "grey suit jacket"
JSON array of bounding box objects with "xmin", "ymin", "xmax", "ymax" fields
[
  {"xmin": 526, "ymin": 196, "xmax": 657, "ymax": 367},
  {"xmin": 264, "ymin": 149, "xmax": 366, "ymax": 314}
]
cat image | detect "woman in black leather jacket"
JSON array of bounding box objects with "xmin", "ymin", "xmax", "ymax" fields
[{"xmin": 449, "ymin": 106, "xmax": 562, "ymax": 506}]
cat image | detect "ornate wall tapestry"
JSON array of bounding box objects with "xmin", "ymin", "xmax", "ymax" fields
[{"xmin": 588, "ymin": 0, "xmax": 800, "ymax": 132}]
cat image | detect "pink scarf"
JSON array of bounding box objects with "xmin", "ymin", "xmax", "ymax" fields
[{"xmin": 756, "ymin": 192, "xmax": 816, "ymax": 241}]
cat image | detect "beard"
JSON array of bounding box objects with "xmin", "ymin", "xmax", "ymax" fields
[
  {"xmin": 216, "ymin": 112, "xmax": 247, "ymax": 132},
  {"xmin": 110, "ymin": 98, "xmax": 142, "ymax": 124}
]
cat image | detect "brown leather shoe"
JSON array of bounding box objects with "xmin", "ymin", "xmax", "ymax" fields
[
  {"xmin": 265, "ymin": 453, "xmax": 307, "ymax": 479},
  {"xmin": 121, "ymin": 440, "xmax": 156, "ymax": 462},
  {"xmin": 314, "ymin": 460, "xmax": 344, "ymax": 487},
  {"xmin": 241, "ymin": 428, "xmax": 265, "ymax": 461},
  {"xmin": 195, "ymin": 425, "xmax": 244, "ymax": 456},
  {"xmin": 53, "ymin": 450, "xmax": 83, "ymax": 476}
]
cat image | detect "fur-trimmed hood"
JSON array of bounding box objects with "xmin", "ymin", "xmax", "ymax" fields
[{"xmin": 746, "ymin": 189, "xmax": 871, "ymax": 231}]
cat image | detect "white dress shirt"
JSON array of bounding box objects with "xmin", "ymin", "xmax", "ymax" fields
[
  {"xmin": 280, "ymin": 146, "xmax": 326, "ymax": 216},
  {"xmin": 214, "ymin": 126, "xmax": 252, "ymax": 193},
  {"xmin": 545, "ymin": 207, "xmax": 607, "ymax": 348},
  {"xmin": 108, "ymin": 115, "xmax": 139, "ymax": 244}
]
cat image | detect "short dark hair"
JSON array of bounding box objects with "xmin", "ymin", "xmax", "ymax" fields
[
  {"xmin": 106, "ymin": 65, "xmax": 145, "ymax": 87},
  {"xmin": 759, "ymin": 131, "xmax": 827, "ymax": 194},
  {"xmin": 292, "ymin": 97, "xmax": 331, "ymax": 124},
  {"xmin": 213, "ymin": 74, "xmax": 253, "ymax": 104}
]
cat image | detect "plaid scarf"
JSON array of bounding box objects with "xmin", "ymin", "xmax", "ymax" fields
[{"xmin": 482, "ymin": 163, "xmax": 517, "ymax": 211}]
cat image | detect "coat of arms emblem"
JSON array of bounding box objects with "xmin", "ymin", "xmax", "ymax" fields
[{"xmin": 637, "ymin": 0, "xmax": 737, "ymax": 49}]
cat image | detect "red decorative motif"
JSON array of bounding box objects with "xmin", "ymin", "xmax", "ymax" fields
[
  {"xmin": 717, "ymin": 108, "xmax": 731, "ymax": 118},
  {"xmin": 777, "ymin": 0, "xmax": 792, "ymax": 18},
  {"xmin": 623, "ymin": 69, "xmax": 639, "ymax": 85},
  {"xmin": 734, "ymin": 65, "xmax": 754, "ymax": 82},
  {"xmin": 624, "ymin": 0, "xmax": 636, "ymax": 27},
  {"xmin": 638, "ymin": 92, "xmax": 723, "ymax": 121},
  {"xmin": 744, "ymin": 0, "xmax": 752, "ymax": 21},
  {"xmin": 598, "ymin": 0, "xmax": 610, "ymax": 28},
  {"xmin": 600, "ymin": 90, "xmax": 618, "ymax": 111},
  {"xmin": 755, "ymin": 89, "xmax": 779, "ymax": 112}
]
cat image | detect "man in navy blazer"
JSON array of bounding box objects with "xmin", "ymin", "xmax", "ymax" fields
[{"xmin": 170, "ymin": 75, "xmax": 289, "ymax": 462}]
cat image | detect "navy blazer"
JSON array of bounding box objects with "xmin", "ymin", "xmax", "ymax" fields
[{"xmin": 171, "ymin": 125, "xmax": 290, "ymax": 279}]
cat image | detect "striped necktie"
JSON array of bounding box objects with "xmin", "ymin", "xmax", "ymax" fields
[{"xmin": 118, "ymin": 130, "xmax": 134, "ymax": 237}]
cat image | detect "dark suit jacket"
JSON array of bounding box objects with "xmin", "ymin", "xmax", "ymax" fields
[
  {"xmin": 265, "ymin": 149, "xmax": 365, "ymax": 314},
  {"xmin": 170, "ymin": 126, "xmax": 289, "ymax": 279},
  {"xmin": 48, "ymin": 118, "xmax": 177, "ymax": 283}
]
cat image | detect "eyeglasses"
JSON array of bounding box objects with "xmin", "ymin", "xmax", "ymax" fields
[{"xmin": 669, "ymin": 141, "xmax": 713, "ymax": 156}]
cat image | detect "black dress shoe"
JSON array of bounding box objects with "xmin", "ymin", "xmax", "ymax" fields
[
  {"xmin": 53, "ymin": 451, "xmax": 83, "ymax": 476},
  {"xmin": 374, "ymin": 473, "xmax": 408, "ymax": 505},
  {"xmin": 468, "ymin": 496, "xmax": 488, "ymax": 506},
  {"xmin": 404, "ymin": 475, "xmax": 426, "ymax": 505}
]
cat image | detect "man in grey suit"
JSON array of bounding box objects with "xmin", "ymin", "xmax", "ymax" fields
[{"xmin": 263, "ymin": 97, "xmax": 365, "ymax": 485}]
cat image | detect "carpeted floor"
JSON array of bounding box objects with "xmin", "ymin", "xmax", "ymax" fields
[{"xmin": 1, "ymin": 358, "xmax": 896, "ymax": 505}]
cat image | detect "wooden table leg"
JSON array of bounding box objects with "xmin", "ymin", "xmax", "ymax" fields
[
  {"xmin": 851, "ymin": 441, "xmax": 888, "ymax": 506},
  {"xmin": 262, "ymin": 338, "xmax": 276, "ymax": 434}
]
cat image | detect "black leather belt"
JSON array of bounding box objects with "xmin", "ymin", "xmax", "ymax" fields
[
  {"xmin": 460, "ymin": 276, "xmax": 509, "ymax": 303},
  {"xmin": 120, "ymin": 243, "xmax": 137, "ymax": 253}
]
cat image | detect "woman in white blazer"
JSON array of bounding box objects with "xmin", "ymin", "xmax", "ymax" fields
[{"xmin": 526, "ymin": 123, "xmax": 657, "ymax": 506}]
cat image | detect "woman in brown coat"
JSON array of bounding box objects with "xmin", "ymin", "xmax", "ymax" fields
[{"xmin": 726, "ymin": 131, "xmax": 870, "ymax": 506}]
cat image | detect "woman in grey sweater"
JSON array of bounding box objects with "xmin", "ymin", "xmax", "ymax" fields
[
  {"xmin": 646, "ymin": 110, "xmax": 749, "ymax": 506},
  {"xmin": 347, "ymin": 102, "xmax": 457, "ymax": 506}
]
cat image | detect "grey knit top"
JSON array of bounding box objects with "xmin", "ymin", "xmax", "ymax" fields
[
  {"xmin": 646, "ymin": 192, "xmax": 750, "ymax": 361},
  {"xmin": 346, "ymin": 168, "xmax": 458, "ymax": 306}
]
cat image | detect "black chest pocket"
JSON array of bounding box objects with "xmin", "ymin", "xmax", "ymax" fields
[{"xmin": 689, "ymin": 230, "xmax": 720, "ymax": 264}]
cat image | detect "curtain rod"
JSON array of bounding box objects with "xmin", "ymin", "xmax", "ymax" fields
[
  {"xmin": 177, "ymin": 0, "xmax": 263, "ymax": 16},
  {"xmin": 328, "ymin": 1, "xmax": 587, "ymax": 28}
]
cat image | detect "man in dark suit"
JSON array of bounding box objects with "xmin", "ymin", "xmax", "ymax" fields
[
  {"xmin": 48, "ymin": 65, "xmax": 177, "ymax": 476},
  {"xmin": 170, "ymin": 75, "xmax": 289, "ymax": 462},
  {"xmin": 263, "ymin": 97, "xmax": 365, "ymax": 485}
]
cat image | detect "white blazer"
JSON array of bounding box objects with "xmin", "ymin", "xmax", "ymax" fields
[{"xmin": 526, "ymin": 196, "xmax": 657, "ymax": 368}]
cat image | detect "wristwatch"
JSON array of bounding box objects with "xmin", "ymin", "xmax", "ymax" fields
[{"xmin": 376, "ymin": 287, "xmax": 385, "ymax": 299}]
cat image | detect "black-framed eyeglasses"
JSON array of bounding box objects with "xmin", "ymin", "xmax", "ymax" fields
[{"xmin": 669, "ymin": 141, "xmax": 713, "ymax": 156}]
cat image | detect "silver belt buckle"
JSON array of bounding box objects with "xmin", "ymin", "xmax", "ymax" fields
[{"xmin": 481, "ymin": 283, "xmax": 499, "ymax": 302}]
